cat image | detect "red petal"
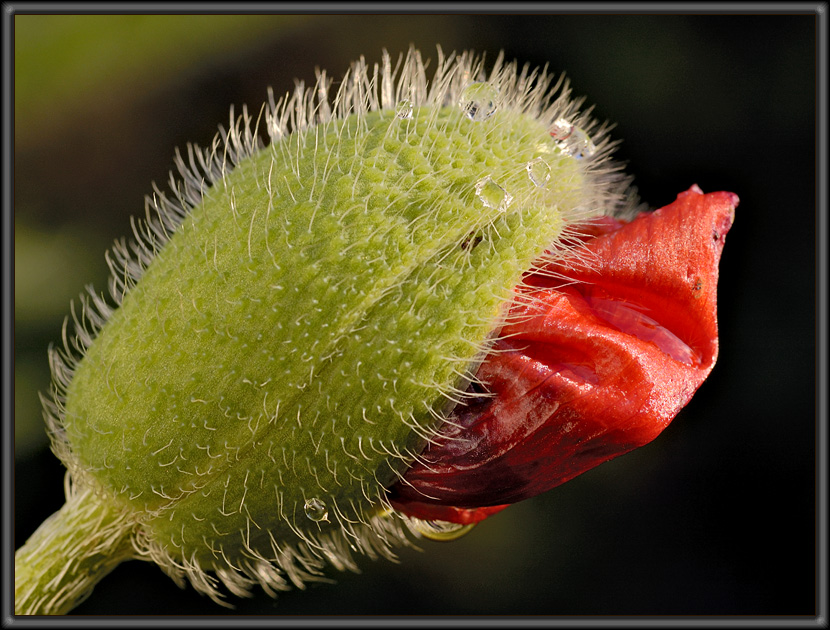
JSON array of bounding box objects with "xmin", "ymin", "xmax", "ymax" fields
[{"xmin": 391, "ymin": 187, "xmax": 737, "ymax": 524}]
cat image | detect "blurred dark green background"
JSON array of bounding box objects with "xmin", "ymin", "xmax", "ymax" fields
[{"xmin": 14, "ymin": 13, "xmax": 817, "ymax": 616}]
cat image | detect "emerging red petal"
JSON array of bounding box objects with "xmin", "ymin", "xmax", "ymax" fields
[{"xmin": 390, "ymin": 186, "xmax": 737, "ymax": 524}]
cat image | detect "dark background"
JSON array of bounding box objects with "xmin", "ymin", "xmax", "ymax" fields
[{"xmin": 13, "ymin": 12, "xmax": 819, "ymax": 617}]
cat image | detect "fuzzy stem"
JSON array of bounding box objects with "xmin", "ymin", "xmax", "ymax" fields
[{"xmin": 15, "ymin": 485, "xmax": 136, "ymax": 615}]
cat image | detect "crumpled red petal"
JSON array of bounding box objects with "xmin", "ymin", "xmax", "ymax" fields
[{"xmin": 390, "ymin": 186, "xmax": 737, "ymax": 524}]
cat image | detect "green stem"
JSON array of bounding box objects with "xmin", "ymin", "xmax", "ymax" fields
[{"xmin": 15, "ymin": 485, "xmax": 136, "ymax": 615}]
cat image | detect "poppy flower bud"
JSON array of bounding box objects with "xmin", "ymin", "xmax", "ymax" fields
[
  {"xmin": 390, "ymin": 186, "xmax": 737, "ymax": 525},
  {"xmin": 15, "ymin": 47, "xmax": 714, "ymax": 615}
]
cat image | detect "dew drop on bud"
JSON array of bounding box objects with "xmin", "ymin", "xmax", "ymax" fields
[
  {"xmin": 407, "ymin": 517, "xmax": 477, "ymax": 542},
  {"xmin": 549, "ymin": 118, "xmax": 575, "ymax": 141},
  {"xmin": 549, "ymin": 118, "xmax": 597, "ymax": 159},
  {"xmin": 526, "ymin": 157, "xmax": 551, "ymax": 187},
  {"xmin": 303, "ymin": 497, "xmax": 329, "ymax": 522},
  {"xmin": 459, "ymin": 82, "xmax": 499, "ymax": 122},
  {"xmin": 395, "ymin": 99, "xmax": 413, "ymax": 119},
  {"xmin": 475, "ymin": 176, "xmax": 513, "ymax": 212},
  {"xmin": 568, "ymin": 129, "xmax": 597, "ymax": 158}
]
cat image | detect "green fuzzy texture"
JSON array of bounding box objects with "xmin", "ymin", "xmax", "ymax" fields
[{"xmin": 61, "ymin": 103, "xmax": 583, "ymax": 572}]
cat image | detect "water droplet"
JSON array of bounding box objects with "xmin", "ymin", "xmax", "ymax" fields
[
  {"xmin": 570, "ymin": 130, "xmax": 596, "ymax": 158},
  {"xmin": 549, "ymin": 118, "xmax": 575, "ymax": 141},
  {"xmin": 526, "ymin": 158, "xmax": 551, "ymax": 187},
  {"xmin": 395, "ymin": 99, "xmax": 413, "ymax": 119},
  {"xmin": 303, "ymin": 497, "xmax": 329, "ymax": 522},
  {"xmin": 407, "ymin": 517, "xmax": 477, "ymax": 542},
  {"xmin": 475, "ymin": 176, "xmax": 513, "ymax": 212},
  {"xmin": 549, "ymin": 118, "xmax": 597, "ymax": 159},
  {"xmin": 459, "ymin": 82, "xmax": 499, "ymax": 121}
]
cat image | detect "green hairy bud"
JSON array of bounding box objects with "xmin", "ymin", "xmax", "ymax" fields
[{"xmin": 15, "ymin": 47, "xmax": 636, "ymax": 614}]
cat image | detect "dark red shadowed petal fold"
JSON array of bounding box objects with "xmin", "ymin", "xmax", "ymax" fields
[{"xmin": 390, "ymin": 186, "xmax": 737, "ymax": 524}]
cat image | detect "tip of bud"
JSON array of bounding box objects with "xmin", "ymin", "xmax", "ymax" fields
[{"xmin": 392, "ymin": 187, "xmax": 736, "ymax": 524}]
